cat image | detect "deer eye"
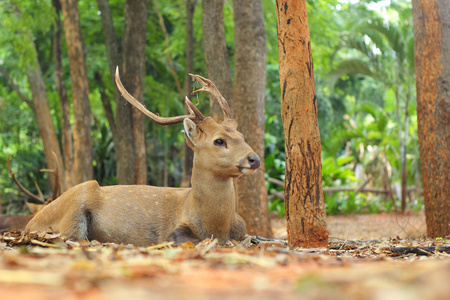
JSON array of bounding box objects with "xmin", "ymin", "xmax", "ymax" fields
[{"xmin": 214, "ymin": 139, "xmax": 226, "ymax": 147}]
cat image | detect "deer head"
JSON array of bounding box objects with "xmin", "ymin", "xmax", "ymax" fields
[{"xmin": 115, "ymin": 68, "xmax": 260, "ymax": 178}]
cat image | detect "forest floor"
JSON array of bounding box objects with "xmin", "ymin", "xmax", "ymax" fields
[{"xmin": 1, "ymin": 213, "xmax": 449, "ymax": 300}]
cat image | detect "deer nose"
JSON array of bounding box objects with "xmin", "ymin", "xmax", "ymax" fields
[{"xmin": 248, "ymin": 156, "xmax": 261, "ymax": 169}]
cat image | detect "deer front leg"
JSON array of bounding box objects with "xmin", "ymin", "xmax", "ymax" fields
[
  {"xmin": 168, "ymin": 225, "xmax": 200, "ymax": 246},
  {"xmin": 229, "ymin": 214, "xmax": 246, "ymax": 242}
]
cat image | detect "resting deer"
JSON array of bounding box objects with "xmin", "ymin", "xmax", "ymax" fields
[{"xmin": 25, "ymin": 69, "xmax": 260, "ymax": 246}]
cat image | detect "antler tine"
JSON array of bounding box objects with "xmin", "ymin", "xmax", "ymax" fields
[
  {"xmin": 189, "ymin": 73, "xmax": 232, "ymax": 120},
  {"xmin": 7, "ymin": 155, "xmax": 45, "ymax": 203},
  {"xmin": 115, "ymin": 67, "xmax": 201, "ymax": 125},
  {"xmin": 184, "ymin": 96, "xmax": 205, "ymax": 121}
]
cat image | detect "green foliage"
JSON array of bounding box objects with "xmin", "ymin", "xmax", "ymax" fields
[
  {"xmin": 0, "ymin": 0, "xmax": 421, "ymax": 217},
  {"xmin": 0, "ymin": 93, "xmax": 47, "ymax": 214}
]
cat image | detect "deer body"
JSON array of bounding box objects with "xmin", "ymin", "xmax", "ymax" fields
[
  {"xmin": 26, "ymin": 150, "xmax": 246, "ymax": 246},
  {"xmin": 25, "ymin": 74, "xmax": 258, "ymax": 246}
]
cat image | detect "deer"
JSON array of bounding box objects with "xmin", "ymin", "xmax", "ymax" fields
[
  {"xmin": 24, "ymin": 69, "xmax": 260, "ymax": 246},
  {"xmin": 0, "ymin": 154, "xmax": 59, "ymax": 233}
]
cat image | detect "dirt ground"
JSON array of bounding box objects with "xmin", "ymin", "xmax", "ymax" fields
[
  {"xmin": 1, "ymin": 213, "xmax": 449, "ymax": 300},
  {"xmin": 273, "ymin": 212, "xmax": 428, "ymax": 240}
]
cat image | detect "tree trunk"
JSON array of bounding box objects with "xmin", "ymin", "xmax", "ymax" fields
[
  {"xmin": 122, "ymin": 0, "xmax": 147, "ymax": 185},
  {"xmin": 26, "ymin": 62, "xmax": 66, "ymax": 194},
  {"xmin": 96, "ymin": 0, "xmax": 121, "ymax": 92},
  {"xmin": 233, "ymin": 0, "xmax": 272, "ymax": 237},
  {"xmin": 96, "ymin": 0, "xmax": 120, "ymax": 138},
  {"xmin": 401, "ymin": 91, "xmax": 411, "ymax": 213},
  {"xmin": 202, "ymin": 0, "xmax": 233, "ymax": 121},
  {"xmin": 60, "ymin": 0, "xmax": 93, "ymax": 184},
  {"xmin": 53, "ymin": 0, "xmax": 74, "ymax": 191},
  {"xmin": 412, "ymin": 0, "xmax": 450, "ymax": 238},
  {"xmin": 181, "ymin": 0, "xmax": 197, "ymax": 188},
  {"xmin": 276, "ymin": 0, "xmax": 329, "ymax": 248}
]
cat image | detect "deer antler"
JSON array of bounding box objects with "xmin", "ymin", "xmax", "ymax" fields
[
  {"xmin": 189, "ymin": 74, "xmax": 232, "ymax": 120},
  {"xmin": 8, "ymin": 155, "xmax": 45, "ymax": 203},
  {"xmin": 7, "ymin": 152, "xmax": 60, "ymax": 203},
  {"xmin": 115, "ymin": 67, "xmax": 205, "ymax": 125}
]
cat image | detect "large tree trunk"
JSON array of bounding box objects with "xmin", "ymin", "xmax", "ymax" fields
[
  {"xmin": 276, "ymin": 0, "xmax": 329, "ymax": 248},
  {"xmin": 121, "ymin": 0, "xmax": 147, "ymax": 185},
  {"xmin": 202, "ymin": 0, "xmax": 233, "ymax": 121},
  {"xmin": 232, "ymin": 0, "xmax": 272, "ymax": 237},
  {"xmin": 412, "ymin": 0, "xmax": 450, "ymax": 238},
  {"xmin": 53, "ymin": 0, "xmax": 74, "ymax": 191},
  {"xmin": 60, "ymin": 0, "xmax": 93, "ymax": 184},
  {"xmin": 181, "ymin": 0, "xmax": 197, "ymax": 188}
]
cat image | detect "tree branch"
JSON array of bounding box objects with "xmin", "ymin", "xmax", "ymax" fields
[{"xmin": 0, "ymin": 65, "xmax": 33, "ymax": 108}]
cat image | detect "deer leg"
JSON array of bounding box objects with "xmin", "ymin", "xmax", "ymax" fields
[
  {"xmin": 229, "ymin": 214, "xmax": 246, "ymax": 242},
  {"xmin": 168, "ymin": 225, "xmax": 200, "ymax": 246}
]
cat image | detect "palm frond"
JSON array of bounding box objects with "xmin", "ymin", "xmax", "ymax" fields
[{"xmin": 327, "ymin": 58, "xmax": 373, "ymax": 91}]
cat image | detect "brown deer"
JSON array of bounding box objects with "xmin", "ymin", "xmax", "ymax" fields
[
  {"xmin": 0, "ymin": 154, "xmax": 59, "ymax": 233},
  {"xmin": 24, "ymin": 69, "xmax": 260, "ymax": 246}
]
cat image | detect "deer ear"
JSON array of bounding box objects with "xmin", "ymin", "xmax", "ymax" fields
[
  {"xmin": 222, "ymin": 119, "xmax": 238, "ymax": 130},
  {"xmin": 183, "ymin": 118, "xmax": 198, "ymax": 148}
]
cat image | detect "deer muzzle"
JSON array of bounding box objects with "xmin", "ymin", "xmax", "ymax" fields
[
  {"xmin": 238, "ymin": 154, "xmax": 260, "ymax": 175},
  {"xmin": 248, "ymin": 156, "xmax": 261, "ymax": 170}
]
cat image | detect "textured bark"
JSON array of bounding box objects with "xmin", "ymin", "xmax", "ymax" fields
[
  {"xmin": 60, "ymin": 0, "xmax": 93, "ymax": 184},
  {"xmin": 122, "ymin": 0, "xmax": 147, "ymax": 185},
  {"xmin": 412, "ymin": 0, "xmax": 450, "ymax": 238},
  {"xmin": 276, "ymin": 0, "xmax": 329, "ymax": 248},
  {"xmin": 53, "ymin": 0, "xmax": 73, "ymax": 191},
  {"xmin": 181, "ymin": 0, "xmax": 197, "ymax": 188},
  {"xmin": 233, "ymin": 0, "xmax": 272, "ymax": 237},
  {"xmin": 202, "ymin": 0, "xmax": 233, "ymax": 121}
]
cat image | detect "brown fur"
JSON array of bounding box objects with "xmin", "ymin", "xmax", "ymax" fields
[{"xmin": 25, "ymin": 118, "xmax": 259, "ymax": 246}]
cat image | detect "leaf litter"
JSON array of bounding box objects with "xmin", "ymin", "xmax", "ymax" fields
[{"xmin": 0, "ymin": 214, "xmax": 449, "ymax": 300}]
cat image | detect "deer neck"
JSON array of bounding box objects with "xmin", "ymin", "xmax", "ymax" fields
[{"xmin": 189, "ymin": 164, "xmax": 236, "ymax": 228}]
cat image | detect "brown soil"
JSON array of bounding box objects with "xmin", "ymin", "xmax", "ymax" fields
[
  {"xmin": 272, "ymin": 212, "xmax": 427, "ymax": 240},
  {"xmin": 1, "ymin": 213, "xmax": 449, "ymax": 300}
]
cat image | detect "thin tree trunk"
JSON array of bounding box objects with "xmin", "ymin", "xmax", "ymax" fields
[
  {"xmin": 96, "ymin": 0, "xmax": 119, "ymax": 138},
  {"xmin": 96, "ymin": 0, "xmax": 138, "ymax": 185},
  {"xmin": 276, "ymin": 0, "xmax": 329, "ymax": 248},
  {"xmin": 401, "ymin": 91, "xmax": 411, "ymax": 212},
  {"xmin": 60, "ymin": 0, "xmax": 93, "ymax": 184},
  {"xmin": 395, "ymin": 83, "xmax": 408, "ymax": 213},
  {"xmin": 233, "ymin": 0, "xmax": 272, "ymax": 237},
  {"xmin": 181, "ymin": 0, "xmax": 197, "ymax": 188},
  {"xmin": 122, "ymin": 0, "xmax": 147, "ymax": 185},
  {"xmin": 412, "ymin": 0, "xmax": 450, "ymax": 238},
  {"xmin": 25, "ymin": 63, "xmax": 66, "ymax": 193},
  {"xmin": 96, "ymin": 0, "xmax": 121, "ymax": 91},
  {"xmin": 1, "ymin": 6, "xmax": 66, "ymax": 193},
  {"xmin": 202, "ymin": 0, "xmax": 233, "ymax": 121},
  {"xmin": 1, "ymin": 61, "xmax": 65, "ymax": 194},
  {"xmin": 53, "ymin": 0, "xmax": 73, "ymax": 191},
  {"xmin": 94, "ymin": 72, "xmax": 117, "ymax": 137}
]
